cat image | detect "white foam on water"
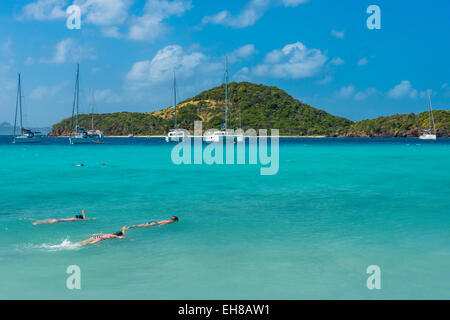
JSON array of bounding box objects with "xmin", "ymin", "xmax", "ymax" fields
[{"xmin": 26, "ymin": 238, "xmax": 82, "ymax": 252}]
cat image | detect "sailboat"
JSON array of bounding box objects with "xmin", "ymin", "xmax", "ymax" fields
[
  {"xmin": 12, "ymin": 73, "xmax": 41, "ymax": 144},
  {"xmin": 204, "ymin": 57, "xmax": 244, "ymax": 143},
  {"xmin": 419, "ymin": 92, "xmax": 437, "ymax": 140},
  {"xmin": 166, "ymin": 71, "xmax": 189, "ymax": 142},
  {"xmin": 69, "ymin": 64, "xmax": 104, "ymax": 145}
]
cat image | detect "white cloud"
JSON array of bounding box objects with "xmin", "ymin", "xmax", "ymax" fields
[
  {"xmin": 126, "ymin": 45, "xmax": 220, "ymax": 84},
  {"xmin": 0, "ymin": 58, "xmax": 14, "ymax": 73},
  {"xmin": 281, "ymin": 0, "xmax": 308, "ymax": 7},
  {"xmin": 25, "ymin": 57, "xmax": 35, "ymax": 65},
  {"xmin": 354, "ymin": 88, "xmax": 377, "ymax": 101},
  {"xmin": 387, "ymin": 80, "xmax": 418, "ymax": 99},
  {"xmin": 94, "ymin": 89, "xmax": 123, "ymax": 104},
  {"xmin": 20, "ymin": 0, "xmax": 131, "ymax": 24},
  {"xmin": 203, "ymin": 0, "xmax": 270, "ymax": 29},
  {"xmin": 229, "ymin": 44, "xmax": 257, "ymax": 62},
  {"xmin": 203, "ymin": 0, "xmax": 307, "ymax": 29},
  {"xmin": 101, "ymin": 26, "xmax": 123, "ymax": 38},
  {"xmin": 1, "ymin": 38, "xmax": 13, "ymax": 55},
  {"xmin": 317, "ymin": 75, "xmax": 333, "ymax": 85},
  {"xmin": 19, "ymin": 0, "xmax": 190, "ymax": 42},
  {"xmin": 232, "ymin": 67, "xmax": 251, "ymax": 82},
  {"xmin": 42, "ymin": 38, "xmax": 96, "ymax": 64},
  {"xmin": 79, "ymin": 0, "xmax": 131, "ymax": 26},
  {"xmin": 0, "ymin": 40, "xmax": 16, "ymax": 114},
  {"xmin": 331, "ymin": 29, "xmax": 345, "ymax": 39},
  {"xmin": 357, "ymin": 57, "xmax": 369, "ymax": 66},
  {"xmin": 338, "ymin": 85, "xmax": 355, "ymax": 98},
  {"xmin": 29, "ymin": 84, "xmax": 66, "ymax": 100},
  {"xmin": 20, "ymin": 0, "xmax": 67, "ymax": 21},
  {"xmin": 127, "ymin": 0, "xmax": 192, "ymax": 41},
  {"xmin": 330, "ymin": 57, "xmax": 344, "ymax": 65},
  {"xmin": 253, "ymin": 42, "xmax": 327, "ymax": 79}
]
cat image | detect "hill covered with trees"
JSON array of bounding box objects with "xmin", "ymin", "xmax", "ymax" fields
[
  {"xmin": 49, "ymin": 82, "xmax": 450, "ymax": 137},
  {"xmin": 345, "ymin": 110, "xmax": 450, "ymax": 137}
]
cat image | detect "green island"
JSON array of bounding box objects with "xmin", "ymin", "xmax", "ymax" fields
[{"xmin": 49, "ymin": 82, "xmax": 450, "ymax": 137}]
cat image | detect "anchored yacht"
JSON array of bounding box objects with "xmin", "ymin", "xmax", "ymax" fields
[
  {"xmin": 419, "ymin": 92, "xmax": 437, "ymax": 141},
  {"xmin": 12, "ymin": 74, "xmax": 41, "ymax": 144},
  {"xmin": 166, "ymin": 71, "xmax": 190, "ymax": 142},
  {"xmin": 204, "ymin": 57, "xmax": 244, "ymax": 144},
  {"xmin": 69, "ymin": 64, "xmax": 104, "ymax": 145}
]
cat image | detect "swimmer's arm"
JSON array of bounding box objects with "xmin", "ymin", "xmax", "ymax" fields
[
  {"xmin": 127, "ymin": 224, "xmax": 149, "ymax": 229},
  {"xmin": 58, "ymin": 218, "xmax": 76, "ymax": 222},
  {"xmin": 157, "ymin": 221, "xmax": 172, "ymax": 226}
]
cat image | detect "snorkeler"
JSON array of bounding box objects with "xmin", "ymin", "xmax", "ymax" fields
[
  {"xmin": 77, "ymin": 227, "xmax": 127, "ymax": 246},
  {"xmin": 22, "ymin": 210, "xmax": 96, "ymax": 225},
  {"xmin": 127, "ymin": 216, "xmax": 179, "ymax": 230}
]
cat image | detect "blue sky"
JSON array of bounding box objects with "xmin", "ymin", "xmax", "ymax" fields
[{"xmin": 0, "ymin": 0, "xmax": 449, "ymax": 126}]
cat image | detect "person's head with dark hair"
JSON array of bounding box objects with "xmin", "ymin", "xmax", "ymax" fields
[
  {"xmin": 114, "ymin": 227, "xmax": 127, "ymax": 237},
  {"xmin": 171, "ymin": 216, "xmax": 179, "ymax": 222},
  {"xmin": 75, "ymin": 210, "xmax": 86, "ymax": 220}
]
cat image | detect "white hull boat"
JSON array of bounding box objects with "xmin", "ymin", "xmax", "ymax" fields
[
  {"xmin": 419, "ymin": 92, "xmax": 437, "ymax": 141},
  {"xmin": 69, "ymin": 65, "xmax": 104, "ymax": 145},
  {"xmin": 12, "ymin": 74, "xmax": 41, "ymax": 144}
]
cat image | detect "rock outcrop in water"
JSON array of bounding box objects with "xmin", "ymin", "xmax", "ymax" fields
[{"xmin": 48, "ymin": 82, "xmax": 450, "ymax": 137}]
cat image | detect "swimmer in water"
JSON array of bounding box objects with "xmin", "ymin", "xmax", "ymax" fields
[
  {"xmin": 22, "ymin": 210, "xmax": 96, "ymax": 225},
  {"xmin": 77, "ymin": 227, "xmax": 127, "ymax": 246},
  {"xmin": 127, "ymin": 216, "xmax": 179, "ymax": 230}
]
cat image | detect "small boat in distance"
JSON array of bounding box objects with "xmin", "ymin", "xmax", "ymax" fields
[
  {"xmin": 13, "ymin": 73, "xmax": 41, "ymax": 144},
  {"xmin": 204, "ymin": 57, "xmax": 244, "ymax": 144},
  {"xmin": 419, "ymin": 92, "xmax": 437, "ymax": 141},
  {"xmin": 69, "ymin": 64, "xmax": 104, "ymax": 145},
  {"xmin": 166, "ymin": 71, "xmax": 190, "ymax": 142}
]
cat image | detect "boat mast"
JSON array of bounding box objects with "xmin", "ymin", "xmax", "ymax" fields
[
  {"xmin": 91, "ymin": 90, "xmax": 95, "ymax": 131},
  {"xmin": 76, "ymin": 64, "xmax": 79, "ymax": 133},
  {"xmin": 174, "ymin": 71, "xmax": 177, "ymax": 129},
  {"xmin": 427, "ymin": 92, "xmax": 436, "ymax": 133},
  {"xmin": 71, "ymin": 64, "xmax": 80, "ymax": 135},
  {"xmin": 225, "ymin": 56, "xmax": 228, "ymax": 130},
  {"xmin": 19, "ymin": 74, "xmax": 23, "ymax": 133},
  {"xmin": 13, "ymin": 73, "xmax": 22, "ymax": 136}
]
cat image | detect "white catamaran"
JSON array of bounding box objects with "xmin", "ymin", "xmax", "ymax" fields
[
  {"xmin": 13, "ymin": 73, "xmax": 41, "ymax": 144},
  {"xmin": 419, "ymin": 92, "xmax": 437, "ymax": 141},
  {"xmin": 166, "ymin": 71, "xmax": 190, "ymax": 142},
  {"xmin": 204, "ymin": 57, "xmax": 244, "ymax": 143},
  {"xmin": 69, "ymin": 64, "xmax": 104, "ymax": 145}
]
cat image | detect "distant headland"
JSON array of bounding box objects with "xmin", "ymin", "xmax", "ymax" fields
[{"xmin": 0, "ymin": 122, "xmax": 52, "ymax": 136}]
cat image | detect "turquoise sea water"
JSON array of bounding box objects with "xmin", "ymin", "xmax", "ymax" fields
[{"xmin": 0, "ymin": 136, "xmax": 449, "ymax": 300}]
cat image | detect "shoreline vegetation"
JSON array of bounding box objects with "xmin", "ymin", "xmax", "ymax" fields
[
  {"xmin": 49, "ymin": 82, "xmax": 450, "ymax": 138},
  {"xmin": 43, "ymin": 135, "xmax": 449, "ymax": 138}
]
